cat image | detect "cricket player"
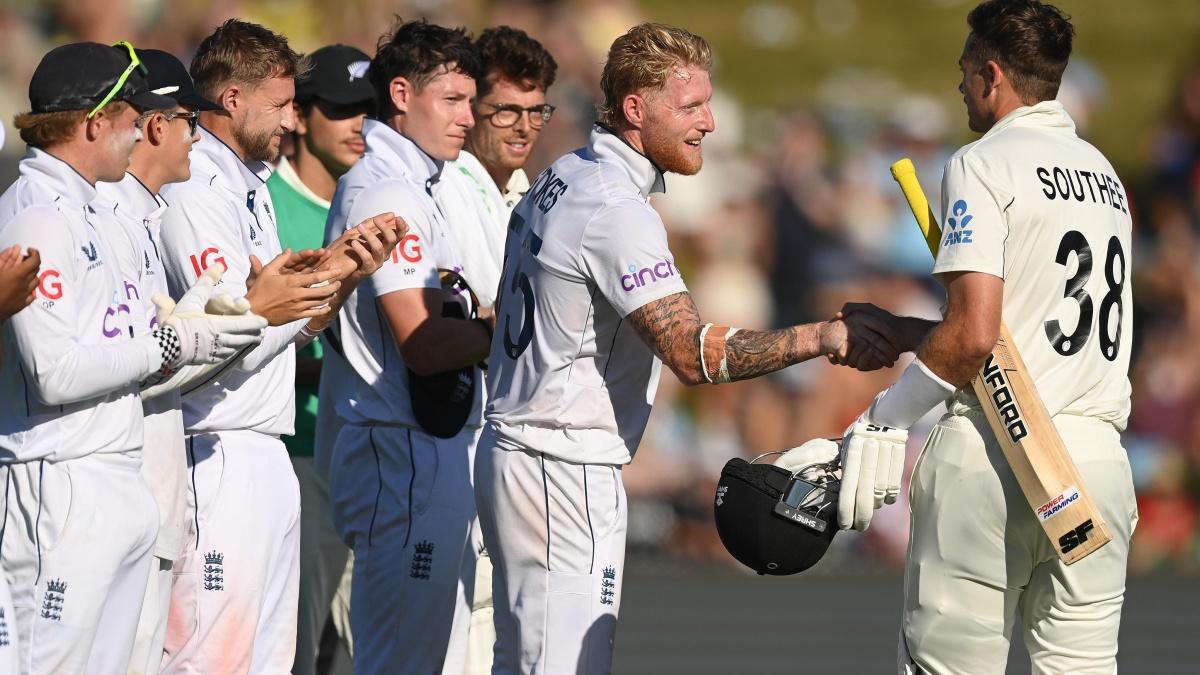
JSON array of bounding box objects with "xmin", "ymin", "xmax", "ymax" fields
[
  {"xmin": 0, "ymin": 42, "xmax": 268, "ymax": 672},
  {"xmin": 433, "ymin": 26, "xmax": 558, "ymax": 675},
  {"xmin": 478, "ymin": 23, "xmax": 896, "ymax": 673},
  {"xmin": 779, "ymin": 1, "xmax": 1138, "ymax": 672},
  {"xmin": 320, "ymin": 20, "xmax": 492, "ymax": 674},
  {"xmin": 265, "ymin": 43, "xmax": 373, "ymax": 675},
  {"xmin": 156, "ymin": 21, "xmax": 401, "ymax": 673}
]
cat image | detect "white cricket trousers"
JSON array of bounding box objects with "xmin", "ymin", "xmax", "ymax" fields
[
  {"xmin": 475, "ymin": 428, "xmax": 628, "ymax": 675},
  {"xmin": 329, "ymin": 424, "xmax": 478, "ymax": 675},
  {"xmin": 900, "ymin": 404, "xmax": 1138, "ymax": 675},
  {"xmin": 0, "ymin": 571, "xmax": 17, "ymax": 674},
  {"xmin": 162, "ymin": 430, "xmax": 300, "ymax": 674},
  {"xmin": 128, "ymin": 557, "xmax": 171, "ymax": 675},
  {"xmin": 0, "ymin": 453, "xmax": 158, "ymax": 674}
]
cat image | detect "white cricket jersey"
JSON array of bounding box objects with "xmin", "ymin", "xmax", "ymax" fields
[
  {"xmin": 485, "ymin": 127, "xmax": 688, "ymax": 466},
  {"xmin": 437, "ymin": 150, "xmax": 529, "ymax": 307},
  {"xmin": 933, "ymin": 101, "xmax": 1133, "ymax": 429},
  {"xmin": 323, "ymin": 119, "xmax": 480, "ymax": 428},
  {"xmin": 0, "ymin": 149, "xmax": 161, "ymax": 463},
  {"xmin": 160, "ymin": 127, "xmax": 300, "ymax": 437},
  {"xmin": 94, "ymin": 173, "xmax": 190, "ymax": 559}
]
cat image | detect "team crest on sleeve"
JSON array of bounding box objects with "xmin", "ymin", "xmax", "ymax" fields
[
  {"xmin": 943, "ymin": 199, "xmax": 974, "ymax": 247},
  {"xmin": 204, "ymin": 550, "xmax": 225, "ymax": 591},
  {"xmin": 410, "ymin": 541, "xmax": 434, "ymax": 579},
  {"xmin": 600, "ymin": 566, "xmax": 617, "ymax": 605}
]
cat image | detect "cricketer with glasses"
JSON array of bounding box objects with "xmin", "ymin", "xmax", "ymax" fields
[{"xmin": 432, "ymin": 25, "xmax": 558, "ymax": 675}]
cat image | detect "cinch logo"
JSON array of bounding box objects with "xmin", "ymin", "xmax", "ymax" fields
[
  {"xmin": 189, "ymin": 247, "xmax": 227, "ymax": 278},
  {"xmin": 37, "ymin": 269, "xmax": 63, "ymax": 301},
  {"xmin": 102, "ymin": 293, "xmax": 132, "ymax": 339},
  {"xmin": 620, "ymin": 260, "xmax": 677, "ymax": 292},
  {"xmin": 1037, "ymin": 486, "xmax": 1081, "ymax": 522},
  {"xmin": 390, "ymin": 234, "xmax": 422, "ymax": 263},
  {"xmin": 943, "ymin": 199, "xmax": 974, "ymax": 247}
]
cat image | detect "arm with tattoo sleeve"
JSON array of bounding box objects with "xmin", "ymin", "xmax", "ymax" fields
[{"xmin": 626, "ymin": 291, "xmax": 899, "ymax": 386}]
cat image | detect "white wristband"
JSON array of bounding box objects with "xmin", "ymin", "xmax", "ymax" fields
[
  {"xmin": 867, "ymin": 358, "xmax": 956, "ymax": 429},
  {"xmin": 698, "ymin": 323, "xmax": 715, "ymax": 385},
  {"xmin": 715, "ymin": 327, "xmax": 739, "ymax": 384}
]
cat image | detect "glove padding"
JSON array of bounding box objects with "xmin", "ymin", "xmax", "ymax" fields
[
  {"xmin": 837, "ymin": 418, "xmax": 907, "ymax": 531},
  {"xmin": 152, "ymin": 266, "xmax": 267, "ymax": 367},
  {"xmin": 774, "ymin": 438, "xmax": 840, "ymax": 474}
]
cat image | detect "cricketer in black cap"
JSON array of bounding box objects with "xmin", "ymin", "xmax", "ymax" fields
[{"xmin": 14, "ymin": 41, "xmax": 175, "ymax": 184}]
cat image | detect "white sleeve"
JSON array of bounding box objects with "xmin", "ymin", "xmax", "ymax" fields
[
  {"xmin": 159, "ymin": 183, "xmax": 302, "ymax": 371},
  {"xmin": 579, "ymin": 202, "xmax": 688, "ymax": 317},
  {"xmin": 931, "ymin": 153, "xmax": 1012, "ymax": 279},
  {"xmin": 0, "ymin": 208, "xmax": 161, "ymax": 405},
  {"xmin": 346, "ymin": 182, "xmax": 441, "ymax": 298}
]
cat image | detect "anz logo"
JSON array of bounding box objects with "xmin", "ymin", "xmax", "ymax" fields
[{"xmin": 942, "ymin": 199, "xmax": 974, "ymax": 247}]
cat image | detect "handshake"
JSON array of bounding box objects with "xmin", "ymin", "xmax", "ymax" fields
[{"xmin": 816, "ymin": 302, "xmax": 929, "ymax": 372}]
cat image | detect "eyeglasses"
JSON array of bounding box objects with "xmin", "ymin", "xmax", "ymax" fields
[
  {"xmin": 478, "ymin": 102, "xmax": 556, "ymax": 129},
  {"xmin": 164, "ymin": 110, "xmax": 201, "ymax": 135},
  {"xmin": 89, "ymin": 41, "xmax": 145, "ymax": 119},
  {"xmin": 136, "ymin": 110, "xmax": 200, "ymax": 136}
]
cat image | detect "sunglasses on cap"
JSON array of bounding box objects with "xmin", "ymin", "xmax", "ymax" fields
[{"xmin": 88, "ymin": 41, "xmax": 145, "ymax": 119}]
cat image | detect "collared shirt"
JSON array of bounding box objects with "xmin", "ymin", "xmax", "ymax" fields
[
  {"xmin": 159, "ymin": 126, "xmax": 300, "ymax": 437},
  {"xmin": 94, "ymin": 172, "xmax": 190, "ymax": 559},
  {"xmin": 0, "ymin": 149, "xmax": 160, "ymax": 463},
  {"xmin": 436, "ymin": 150, "xmax": 529, "ymax": 307},
  {"xmin": 933, "ymin": 101, "xmax": 1133, "ymax": 428},
  {"xmin": 485, "ymin": 126, "xmax": 687, "ymax": 466},
  {"xmin": 320, "ymin": 118, "xmax": 480, "ymax": 430}
]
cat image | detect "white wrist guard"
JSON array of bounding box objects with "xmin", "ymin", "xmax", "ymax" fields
[{"xmin": 866, "ymin": 358, "xmax": 956, "ymax": 429}]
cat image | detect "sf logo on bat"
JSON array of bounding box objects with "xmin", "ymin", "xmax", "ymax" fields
[{"xmin": 1057, "ymin": 519, "xmax": 1095, "ymax": 554}]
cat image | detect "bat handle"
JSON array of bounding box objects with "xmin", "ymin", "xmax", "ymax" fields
[{"xmin": 889, "ymin": 158, "xmax": 942, "ymax": 257}]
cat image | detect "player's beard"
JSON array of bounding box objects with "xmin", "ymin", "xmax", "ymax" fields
[
  {"xmin": 642, "ymin": 123, "xmax": 702, "ymax": 176},
  {"xmin": 235, "ymin": 122, "xmax": 280, "ymax": 163}
]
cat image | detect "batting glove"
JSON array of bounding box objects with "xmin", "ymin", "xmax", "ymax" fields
[
  {"xmin": 836, "ymin": 416, "xmax": 907, "ymax": 532},
  {"xmin": 774, "ymin": 438, "xmax": 840, "ymax": 475},
  {"xmin": 151, "ymin": 266, "xmax": 267, "ymax": 369}
]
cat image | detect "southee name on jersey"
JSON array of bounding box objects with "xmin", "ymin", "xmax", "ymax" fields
[
  {"xmin": 620, "ymin": 259, "xmax": 678, "ymax": 292},
  {"xmin": 1035, "ymin": 165, "xmax": 1128, "ymax": 214}
]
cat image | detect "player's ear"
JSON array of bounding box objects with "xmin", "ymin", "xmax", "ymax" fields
[
  {"xmin": 390, "ymin": 77, "xmax": 413, "ymax": 114},
  {"xmin": 145, "ymin": 112, "xmax": 167, "ymax": 146},
  {"xmin": 982, "ymin": 59, "xmax": 1004, "ymax": 97},
  {"xmin": 622, "ymin": 92, "xmax": 646, "ymax": 130},
  {"xmin": 218, "ymin": 84, "xmax": 240, "ymax": 115}
]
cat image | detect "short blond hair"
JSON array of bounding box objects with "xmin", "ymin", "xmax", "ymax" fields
[
  {"xmin": 13, "ymin": 101, "xmax": 130, "ymax": 149},
  {"xmin": 191, "ymin": 19, "xmax": 309, "ymax": 100},
  {"xmin": 598, "ymin": 23, "xmax": 712, "ymax": 128}
]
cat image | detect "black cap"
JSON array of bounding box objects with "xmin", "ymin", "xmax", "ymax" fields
[
  {"xmin": 29, "ymin": 42, "xmax": 176, "ymax": 114},
  {"xmin": 136, "ymin": 49, "xmax": 222, "ymax": 111},
  {"xmin": 296, "ymin": 45, "xmax": 373, "ymax": 106}
]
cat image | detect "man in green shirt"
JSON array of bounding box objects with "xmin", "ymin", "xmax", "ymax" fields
[{"xmin": 265, "ymin": 43, "xmax": 373, "ymax": 675}]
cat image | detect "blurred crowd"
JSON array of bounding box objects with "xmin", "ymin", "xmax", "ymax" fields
[{"xmin": 1, "ymin": 0, "xmax": 1196, "ymax": 575}]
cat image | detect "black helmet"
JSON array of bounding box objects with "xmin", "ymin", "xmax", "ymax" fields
[{"xmin": 714, "ymin": 451, "xmax": 839, "ymax": 575}]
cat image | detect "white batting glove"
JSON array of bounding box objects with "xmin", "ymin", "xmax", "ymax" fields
[
  {"xmin": 205, "ymin": 293, "xmax": 253, "ymax": 316},
  {"xmin": 774, "ymin": 438, "xmax": 840, "ymax": 474},
  {"xmin": 151, "ymin": 266, "xmax": 267, "ymax": 368},
  {"xmin": 837, "ymin": 416, "xmax": 908, "ymax": 532}
]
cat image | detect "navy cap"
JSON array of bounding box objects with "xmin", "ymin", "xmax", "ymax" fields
[
  {"xmin": 29, "ymin": 42, "xmax": 175, "ymax": 114},
  {"xmin": 296, "ymin": 45, "xmax": 373, "ymax": 106},
  {"xmin": 136, "ymin": 49, "xmax": 222, "ymax": 111}
]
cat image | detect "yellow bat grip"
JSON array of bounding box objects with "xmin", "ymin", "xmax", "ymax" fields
[{"xmin": 889, "ymin": 158, "xmax": 942, "ymax": 257}]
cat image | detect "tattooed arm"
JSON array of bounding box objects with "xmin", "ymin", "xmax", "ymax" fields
[{"xmin": 626, "ymin": 292, "xmax": 899, "ymax": 386}]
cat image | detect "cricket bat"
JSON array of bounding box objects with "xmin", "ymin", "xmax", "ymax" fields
[{"xmin": 890, "ymin": 158, "xmax": 1110, "ymax": 564}]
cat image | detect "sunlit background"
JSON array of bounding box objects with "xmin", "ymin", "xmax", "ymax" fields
[{"xmin": 2, "ymin": 0, "xmax": 1197, "ymax": 670}]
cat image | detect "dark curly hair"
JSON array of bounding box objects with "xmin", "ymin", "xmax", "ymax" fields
[
  {"xmin": 474, "ymin": 26, "xmax": 557, "ymax": 98},
  {"xmin": 369, "ymin": 19, "xmax": 482, "ymax": 118},
  {"xmin": 966, "ymin": 0, "xmax": 1075, "ymax": 102}
]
